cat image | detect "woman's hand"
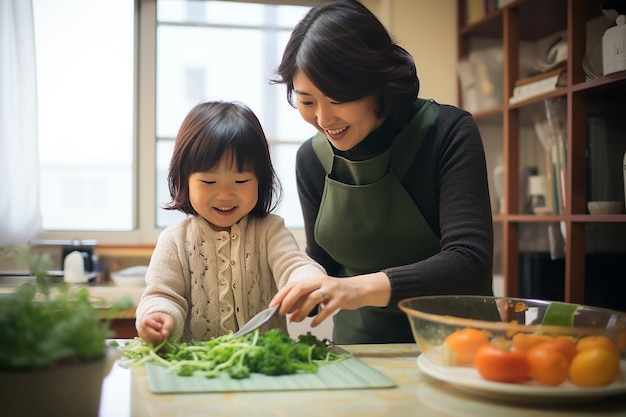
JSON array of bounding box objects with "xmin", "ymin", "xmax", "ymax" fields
[
  {"xmin": 138, "ymin": 312, "xmax": 174, "ymax": 345},
  {"xmin": 270, "ymin": 272, "xmax": 392, "ymax": 327}
]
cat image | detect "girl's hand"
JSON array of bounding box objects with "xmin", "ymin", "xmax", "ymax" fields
[
  {"xmin": 138, "ymin": 312, "xmax": 174, "ymax": 345},
  {"xmin": 270, "ymin": 272, "xmax": 391, "ymax": 327}
]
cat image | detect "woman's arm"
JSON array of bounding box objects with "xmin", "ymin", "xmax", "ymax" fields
[{"xmin": 384, "ymin": 106, "xmax": 494, "ymax": 308}]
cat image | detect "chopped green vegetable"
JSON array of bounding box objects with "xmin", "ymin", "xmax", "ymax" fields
[
  {"xmin": 119, "ymin": 329, "xmax": 351, "ymax": 379},
  {"xmin": 541, "ymin": 302, "xmax": 579, "ymax": 327}
]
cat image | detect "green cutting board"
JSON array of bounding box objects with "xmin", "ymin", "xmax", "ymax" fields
[{"xmin": 145, "ymin": 351, "xmax": 396, "ymax": 393}]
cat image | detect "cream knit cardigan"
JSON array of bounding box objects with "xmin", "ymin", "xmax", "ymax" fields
[{"xmin": 136, "ymin": 213, "xmax": 325, "ymax": 342}]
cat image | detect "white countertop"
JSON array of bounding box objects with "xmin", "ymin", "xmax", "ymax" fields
[{"xmin": 98, "ymin": 343, "xmax": 626, "ymax": 417}]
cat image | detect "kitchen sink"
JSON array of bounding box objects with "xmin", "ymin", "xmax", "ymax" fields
[
  {"xmin": 0, "ymin": 271, "xmax": 101, "ymax": 287},
  {"xmin": 0, "ymin": 274, "xmax": 144, "ymax": 307},
  {"xmin": 0, "ymin": 274, "xmax": 63, "ymax": 287}
]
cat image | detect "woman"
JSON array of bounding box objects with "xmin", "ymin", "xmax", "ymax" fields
[{"xmin": 270, "ymin": 0, "xmax": 493, "ymax": 344}]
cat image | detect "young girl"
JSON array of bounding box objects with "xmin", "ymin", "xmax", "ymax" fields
[{"xmin": 136, "ymin": 101, "xmax": 325, "ymax": 344}]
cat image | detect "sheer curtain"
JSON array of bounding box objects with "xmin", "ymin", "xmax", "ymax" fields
[{"xmin": 0, "ymin": 0, "xmax": 41, "ymax": 246}]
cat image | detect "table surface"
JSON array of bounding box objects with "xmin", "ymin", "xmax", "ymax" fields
[{"xmin": 99, "ymin": 343, "xmax": 626, "ymax": 417}]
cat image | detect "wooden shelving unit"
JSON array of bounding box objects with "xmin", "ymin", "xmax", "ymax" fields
[{"xmin": 457, "ymin": 0, "xmax": 626, "ymax": 311}]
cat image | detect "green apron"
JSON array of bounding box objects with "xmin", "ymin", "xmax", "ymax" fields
[{"xmin": 312, "ymin": 100, "xmax": 441, "ymax": 344}]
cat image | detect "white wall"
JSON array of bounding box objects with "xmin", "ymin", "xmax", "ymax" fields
[{"xmin": 365, "ymin": 0, "xmax": 459, "ymax": 106}]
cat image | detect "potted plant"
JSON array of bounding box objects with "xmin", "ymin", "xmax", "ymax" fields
[{"xmin": 0, "ymin": 245, "xmax": 125, "ymax": 417}]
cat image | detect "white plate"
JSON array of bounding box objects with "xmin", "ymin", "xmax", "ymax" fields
[{"xmin": 417, "ymin": 354, "xmax": 626, "ymax": 404}]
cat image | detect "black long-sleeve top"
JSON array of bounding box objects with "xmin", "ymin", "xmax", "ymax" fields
[{"xmin": 295, "ymin": 99, "xmax": 494, "ymax": 309}]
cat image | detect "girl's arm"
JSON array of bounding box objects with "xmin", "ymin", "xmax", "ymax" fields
[
  {"xmin": 135, "ymin": 225, "xmax": 189, "ymax": 341},
  {"xmin": 263, "ymin": 213, "xmax": 326, "ymax": 289}
]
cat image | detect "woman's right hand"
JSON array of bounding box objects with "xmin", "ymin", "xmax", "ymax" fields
[
  {"xmin": 270, "ymin": 272, "xmax": 392, "ymax": 328},
  {"xmin": 138, "ymin": 312, "xmax": 174, "ymax": 345}
]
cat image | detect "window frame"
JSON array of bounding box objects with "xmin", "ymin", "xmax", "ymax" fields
[{"xmin": 36, "ymin": 0, "xmax": 332, "ymax": 247}]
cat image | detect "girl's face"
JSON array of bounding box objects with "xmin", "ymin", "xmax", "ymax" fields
[
  {"xmin": 188, "ymin": 153, "xmax": 259, "ymax": 231},
  {"xmin": 293, "ymin": 70, "xmax": 384, "ymax": 151}
]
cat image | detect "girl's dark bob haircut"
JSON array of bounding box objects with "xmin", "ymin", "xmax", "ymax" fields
[
  {"xmin": 272, "ymin": 0, "xmax": 420, "ymax": 129},
  {"xmin": 165, "ymin": 101, "xmax": 282, "ymax": 217}
]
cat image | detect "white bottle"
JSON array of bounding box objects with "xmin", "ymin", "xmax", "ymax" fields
[
  {"xmin": 64, "ymin": 251, "xmax": 87, "ymax": 283},
  {"xmin": 528, "ymin": 175, "xmax": 547, "ymax": 214}
]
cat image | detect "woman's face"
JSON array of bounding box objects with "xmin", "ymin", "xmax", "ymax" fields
[
  {"xmin": 188, "ymin": 152, "xmax": 258, "ymax": 231},
  {"xmin": 293, "ymin": 70, "xmax": 383, "ymax": 151}
]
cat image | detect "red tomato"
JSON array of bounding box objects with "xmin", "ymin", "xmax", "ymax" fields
[{"xmin": 474, "ymin": 343, "xmax": 528, "ymax": 383}]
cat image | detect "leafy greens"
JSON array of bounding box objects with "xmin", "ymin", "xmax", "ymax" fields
[
  {"xmin": 119, "ymin": 329, "xmax": 351, "ymax": 379},
  {"xmin": 0, "ymin": 283, "xmax": 124, "ymax": 369}
]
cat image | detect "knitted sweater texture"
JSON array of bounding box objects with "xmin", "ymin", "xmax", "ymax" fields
[{"xmin": 136, "ymin": 214, "xmax": 325, "ymax": 341}]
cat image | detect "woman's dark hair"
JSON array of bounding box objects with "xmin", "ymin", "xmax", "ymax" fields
[
  {"xmin": 272, "ymin": 0, "xmax": 419, "ymax": 129},
  {"xmin": 165, "ymin": 101, "xmax": 282, "ymax": 217}
]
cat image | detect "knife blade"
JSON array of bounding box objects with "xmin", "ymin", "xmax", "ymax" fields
[{"xmin": 232, "ymin": 304, "xmax": 280, "ymax": 338}]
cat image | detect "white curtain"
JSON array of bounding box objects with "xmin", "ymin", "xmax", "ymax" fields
[{"xmin": 0, "ymin": 0, "xmax": 41, "ymax": 246}]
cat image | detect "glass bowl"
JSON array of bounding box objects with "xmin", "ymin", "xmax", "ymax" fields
[{"xmin": 398, "ymin": 295, "xmax": 626, "ymax": 367}]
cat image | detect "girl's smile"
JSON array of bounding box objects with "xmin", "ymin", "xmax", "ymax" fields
[{"xmin": 188, "ymin": 154, "xmax": 259, "ymax": 231}]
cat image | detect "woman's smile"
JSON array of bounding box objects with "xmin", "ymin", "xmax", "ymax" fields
[
  {"xmin": 324, "ymin": 126, "xmax": 349, "ymax": 141},
  {"xmin": 293, "ymin": 70, "xmax": 383, "ymax": 151}
]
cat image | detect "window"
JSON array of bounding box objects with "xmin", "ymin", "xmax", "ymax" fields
[
  {"xmin": 154, "ymin": 0, "xmax": 315, "ymax": 229},
  {"xmin": 33, "ymin": 0, "xmax": 135, "ymax": 231},
  {"xmin": 34, "ymin": 0, "xmax": 316, "ymax": 244}
]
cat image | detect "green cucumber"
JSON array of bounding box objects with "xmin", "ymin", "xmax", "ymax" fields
[{"xmin": 541, "ymin": 302, "xmax": 579, "ymax": 327}]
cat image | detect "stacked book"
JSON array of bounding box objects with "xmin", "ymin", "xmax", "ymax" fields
[{"xmin": 509, "ymin": 68, "xmax": 567, "ymax": 105}]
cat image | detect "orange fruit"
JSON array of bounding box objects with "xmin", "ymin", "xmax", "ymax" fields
[
  {"xmin": 512, "ymin": 333, "xmax": 553, "ymax": 352},
  {"xmin": 526, "ymin": 343, "xmax": 569, "ymax": 386},
  {"xmin": 569, "ymin": 347, "xmax": 620, "ymax": 387},
  {"xmin": 576, "ymin": 335, "xmax": 619, "ymax": 356},
  {"xmin": 442, "ymin": 328, "xmax": 489, "ymax": 365},
  {"xmin": 617, "ymin": 332, "xmax": 626, "ymax": 351},
  {"xmin": 539, "ymin": 336, "xmax": 578, "ymax": 364}
]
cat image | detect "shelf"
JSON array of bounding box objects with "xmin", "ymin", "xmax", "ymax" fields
[
  {"xmin": 457, "ymin": 0, "xmax": 626, "ymax": 311},
  {"xmin": 471, "ymin": 107, "xmax": 504, "ymax": 123},
  {"xmin": 571, "ymin": 215, "xmax": 626, "ymax": 223},
  {"xmin": 571, "ymin": 73, "xmax": 626, "ymax": 100},
  {"xmin": 459, "ymin": 11, "xmax": 503, "ymax": 37},
  {"xmin": 503, "ymin": 214, "xmax": 626, "ymax": 223}
]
